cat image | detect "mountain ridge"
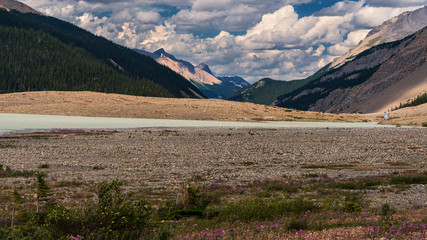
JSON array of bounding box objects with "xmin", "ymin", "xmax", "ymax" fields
[
  {"xmin": 135, "ymin": 48, "xmax": 250, "ymax": 99},
  {"xmin": 230, "ymin": 6, "xmax": 427, "ymax": 113},
  {"xmin": 0, "ymin": 0, "xmax": 40, "ymax": 14},
  {"xmin": 0, "ymin": 6, "xmax": 204, "ymax": 98},
  {"xmin": 331, "ymin": 5, "xmax": 427, "ymax": 68},
  {"xmin": 274, "ymin": 26, "xmax": 427, "ymax": 113},
  {"xmin": 228, "ymin": 64, "xmax": 330, "ymax": 105}
]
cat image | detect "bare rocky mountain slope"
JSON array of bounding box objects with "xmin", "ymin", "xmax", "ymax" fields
[
  {"xmin": 135, "ymin": 48, "xmax": 250, "ymax": 99},
  {"xmin": 274, "ymin": 23, "xmax": 427, "ymax": 113},
  {"xmin": 310, "ymin": 27, "xmax": 427, "ymax": 113},
  {"xmin": 0, "ymin": 0, "xmax": 40, "ymax": 14},
  {"xmin": 331, "ymin": 5, "xmax": 427, "ymax": 68},
  {"xmin": 324, "ymin": 29, "xmax": 427, "ymax": 113}
]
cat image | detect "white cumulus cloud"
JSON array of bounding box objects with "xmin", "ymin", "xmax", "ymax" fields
[{"xmin": 20, "ymin": 0, "xmax": 427, "ymax": 83}]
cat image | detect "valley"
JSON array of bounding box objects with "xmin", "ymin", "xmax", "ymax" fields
[{"xmin": 1, "ymin": 0, "xmax": 427, "ymax": 239}]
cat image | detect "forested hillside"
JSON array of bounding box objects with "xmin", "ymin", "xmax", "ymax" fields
[
  {"xmin": 0, "ymin": 9, "xmax": 204, "ymax": 98},
  {"xmin": 0, "ymin": 27, "xmax": 171, "ymax": 96},
  {"xmin": 228, "ymin": 64, "xmax": 330, "ymax": 105}
]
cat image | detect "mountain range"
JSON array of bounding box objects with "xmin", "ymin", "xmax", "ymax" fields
[
  {"xmin": 0, "ymin": 0, "xmax": 204, "ymax": 99},
  {"xmin": 231, "ymin": 5, "xmax": 427, "ymax": 113},
  {"xmin": 135, "ymin": 49, "xmax": 250, "ymax": 99},
  {"xmin": 1, "ymin": 0, "xmax": 426, "ymax": 114}
]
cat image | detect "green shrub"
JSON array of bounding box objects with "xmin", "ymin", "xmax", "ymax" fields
[
  {"xmin": 342, "ymin": 201, "xmax": 362, "ymax": 212},
  {"xmin": 390, "ymin": 173, "xmax": 427, "ymax": 185},
  {"xmin": 0, "ymin": 222, "xmax": 53, "ymax": 240},
  {"xmin": 203, "ymin": 207, "xmax": 220, "ymax": 219},
  {"xmin": 82, "ymin": 180, "xmax": 151, "ymax": 239},
  {"xmin": 156, "ymin": 224, "xmax": 174, "ymax": 240},
  {"xmin": 422, "ymin": 122, "xmax": 427, "ymax": 127},
  {"xmin": 0, "ymin": 143, "xmax": 15, "ymax": 149},
  {"xmin": 261, "ymin": 181, "xmax": 299, "ymax": 193},
  {"xmin": 167, "ymin": 209, "xmax": 204, "ymax": 220},
  {"xmin": 286, "ymin": 219, "xmax": 308, "ymax": 231},
  {"xmin": 329, "ymin": 179, "xmax": 381, "ymax": 190},
  {"xmin": 28, "ymin": 179, "xmax": 152, "ymax": 240},
  {"xmin": 255, "ymin": 190, "xmax": 272, "ymax": 198},
  {"xmin": 38, "ymin": 164, "xmax": 50, "ymax": 169},
  {"xmin": 380, "ymin": 203, "xmax": 395, "ymax": 216},
  {"xmin": 0, "ymin": 164, "xmax": 34, "ymax": 178},
  {"xmin": 42, "ymin": 204, "xmax": 82, "ymax": 238},
  {"xmin": 159, "ymin": 185, "xmax": 219, "ymax": 220}
]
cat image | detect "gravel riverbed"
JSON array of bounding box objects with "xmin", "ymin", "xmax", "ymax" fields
[{"xmin": 1, "ymin": 127, "xmax": 426, "ymax": 208}]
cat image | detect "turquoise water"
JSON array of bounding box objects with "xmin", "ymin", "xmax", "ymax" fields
[{"xmin": 0, "ymin": 113, "xmax": 395, "ymax": 135}]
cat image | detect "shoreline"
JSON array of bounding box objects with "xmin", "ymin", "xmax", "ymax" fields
[
  {"xmin": 0, "ymin": 112, "xmax": 400, "ymax": 136},
  {"xmin": 1, "ymin": 91, "xmax": 425, "ymax": 127}
]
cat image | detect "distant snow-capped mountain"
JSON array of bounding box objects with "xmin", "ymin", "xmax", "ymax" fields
[{"xmin": 134, "ymin": 48, "xmax": 250, "ymax": 99}]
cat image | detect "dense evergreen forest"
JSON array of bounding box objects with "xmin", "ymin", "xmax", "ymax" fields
[
  {"xmin": 0, "ymin": 10, "xmax": 204, "ymax": 98},
  {"xmin": 0, "ymin": 26, "xmax": 170, "ymax": 96}
]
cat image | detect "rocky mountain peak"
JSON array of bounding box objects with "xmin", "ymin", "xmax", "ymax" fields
[
  {"xmin": 196, "ymin": 63, "xmax": 214, "ymax": 76},
  {"xmin": 0, "ymin": 0, "xmax": 41, "ymax": 14},
  {"xmin": 331, "ymin": 5, "xmax": 427, "ymax": 68}
]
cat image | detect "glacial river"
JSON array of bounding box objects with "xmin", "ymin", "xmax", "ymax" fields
[{"xmin": 0, "ymin": 113, "xmax": 396, "ymax": 135}]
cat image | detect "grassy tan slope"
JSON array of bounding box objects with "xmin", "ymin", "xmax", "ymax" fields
[
  {"xmin": 366, "ymin": 103, "xmax": 427, "ymax": 126},
  {"xmin": 0, "ymin": 91, "xmax": 367, "ymax": 123}
]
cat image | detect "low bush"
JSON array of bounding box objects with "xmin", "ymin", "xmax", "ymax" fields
[
  {"xmin": 1, "ymin": 179, "xmax": 152, "ymax": 240},
  {"xmin": 390, "ymin": 173, "xmax": 427, "ymax": 185},
  {"xmin": 158, "ymin": 184, "xmax": 219, "ymax": 220},
  {"xmin": 380, "ymin": 203, "xmax": 395, "ymax": 216},
  {"xmin": 286, "ymin": 218, "xmax": 309, "ymax": 231},
  {"xmin": 0, "ymin": 164, "xmax": 34, "ymax": 178},
  {"xmin": 329, "ymin": 178, "xmax": 382, "ymax": 190},
  {"xmin": 38, "ymin": 164, "xmax": 50, "ymax": 169},
  {"xmin": 261, "ymin": 180, "xmax": 299, "ymax": 193},
  {"xmin": 342, "ymin": 201, "xmax": 363, "ymax": 213}
]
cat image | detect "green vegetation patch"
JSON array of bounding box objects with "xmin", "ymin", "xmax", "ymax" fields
[
  {"xmin": 390, "ymin": 173, "xmax": 427, "ymax": 185},
  {"xmin": 0, "ymin": 164, "xmax": 34, "ymax": 178},
  {"xmin": 301, "ymin": 164, "xmax": 354, "ymax": 170},
  {"xmin": 0, "ymin": 143, "xmax": 15, "ymax": 149},
  {"xmin": 250, "ymin": 179, "xmax": 299, "ymax": 194},
  {"xmin": 220, "ymin": 198, "xmax": 317, "ymax": 221},
  {"xmin": 394, "ymin": 92, "xmax": 427, "ymax": 110},
  {"xmin": 328, "ymin": 178, "xmax": 382, "ymax": 190},
  {"xmin": 0, "ymin": 10, "xmax": 203, "ymax": 98},
  {"xmin": 1, "ymin": 169, "xmax": 427, "ymax": 239},
  {"xmin": 386, "ymin": 161, "xmax": 411, "ymax": 167}
]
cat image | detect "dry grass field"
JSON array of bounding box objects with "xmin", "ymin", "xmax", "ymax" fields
[
  {"xmin": 1, "ymin": 91, "xmax": 426, "ymax": 126},
  {"xmin": 0, "ymin": 91, "xmax": 368, "ymax": 122}
]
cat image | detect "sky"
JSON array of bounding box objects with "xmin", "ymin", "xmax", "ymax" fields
[{"xmin": 21, "ymin": 0, "xmax": 427, "ymax": 83}]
